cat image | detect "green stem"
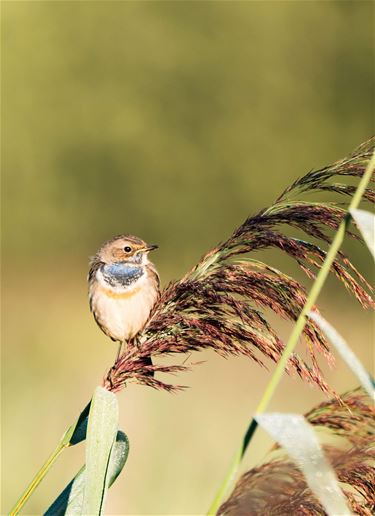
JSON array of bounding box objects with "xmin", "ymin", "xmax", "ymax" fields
[
  {"xmin": 9, "ymin": 402, "xmax": 91, "ymax": 515},
  {"xmin": 207, "ymin": 150, "xmax": 375, "ymax": 515},
  {"xmin": 9, "ymin": 435, "xmax": 67, "ymax": 516}
]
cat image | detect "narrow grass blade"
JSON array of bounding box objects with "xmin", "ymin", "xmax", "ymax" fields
[
  {"xmin": 309, "ymin": 311, "xmax": 374, "ymax": 398},
  {"xmin": 350, "ymin": 208, "xmax": 375, "ymax": 259},
  {"xmin": 44, "ymin": 431, "xmax": 129, "ymax": 516},
  {"xmin": 81, "ymin": 386, "xmax": 119, "ymax": 516},
  {"xmin": 255, "ymin": 413, "xmax": 351, "ymax": 516}
]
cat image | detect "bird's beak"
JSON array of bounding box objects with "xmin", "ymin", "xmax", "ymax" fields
[{"xmin": 145, "ymin": 244, "xmax": 158, "ymax": 252}]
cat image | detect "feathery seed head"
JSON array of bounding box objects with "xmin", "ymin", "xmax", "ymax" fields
[{"xmin": 103, "ymin": 138, "xmax": 375, "ymax": 393}]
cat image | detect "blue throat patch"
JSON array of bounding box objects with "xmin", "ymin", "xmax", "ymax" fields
[{"xmin": 102, "ymin": 262, "xmax": 144, "ymax": 288}]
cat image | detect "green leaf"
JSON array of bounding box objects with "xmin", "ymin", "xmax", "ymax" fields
[
  {"xmin": 350, "ymin": 208, "xmax": 375, "ymax": 259},
  {"xmin": 61, "ymin": 402, "xmax": 91, "ymax": 447},
  {"xmin": 44, "ymin": 431, "xmax": 129, "ymax": 516},
  {"xmin": 255, "ymin": 413, "xmax": 351, "ymax": 516},
  {"xmin": 309, "ymin": 311, "xmax": 374, "ymax": 398},
  {"xmin": 81, "ymin": 386, "xmax": 119, "ymax": 516}
]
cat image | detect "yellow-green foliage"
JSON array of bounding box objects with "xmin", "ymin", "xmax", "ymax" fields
[{"xmin": 2, "ymin": 1, "xmax": 373, "ymax": 272}]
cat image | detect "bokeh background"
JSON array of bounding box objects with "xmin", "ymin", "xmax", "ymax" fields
[{"xmin": 2, "ymin": 1, "xmax": 374, "ymax": 514}]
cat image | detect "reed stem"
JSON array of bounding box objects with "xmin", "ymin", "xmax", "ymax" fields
[
  {"xmin": 9, "ymin": 429, "xmax": 70, "ymax": 516},
  {"xmin": 207, "ymin": 150, "xmax": 375, "ymax": 515},
  {"xmin": 9, "ymin": 401, "xmax": 91, "ymax": 515}
]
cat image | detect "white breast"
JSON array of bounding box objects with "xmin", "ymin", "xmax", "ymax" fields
[{"xmin": 90, "ymin": 272, "xmax": 158, "ymax": 342}]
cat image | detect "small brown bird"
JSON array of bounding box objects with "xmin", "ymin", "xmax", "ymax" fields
[{"xmin": 88, "ymin": 234, "xmax": 160, "ymax": 361}]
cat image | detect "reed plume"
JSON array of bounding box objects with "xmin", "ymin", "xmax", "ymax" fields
[
  {"xmin": 104, "ymin": 138, "xmax": 374, "ymax": 393},
  {"xmin": 218, "ymin": 388, "xmax": 375, "ymax": 515}
]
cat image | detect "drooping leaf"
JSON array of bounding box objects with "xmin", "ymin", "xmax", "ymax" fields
[
  {"xmin": 44, "ymin": 431, "xmax": 129, "ymax": 516},
  {"xmin": 309, "ymin": 311, "xmax": 374, "ymax": 398},
  {"xmin": 219, "ymin": 388, "xmax": 375, "ymax": 515},
  {"xmin": 350, "ymin": 208, "xmax": 375, "ymax": 259},
  {"xmin": 255, "ymin": 413, "xmax": 351, "ymax": 516}
]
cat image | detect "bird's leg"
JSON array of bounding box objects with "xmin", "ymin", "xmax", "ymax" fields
[{"xmin": 116, "ymin": 341, "xmax": 124, "ymax": 362}]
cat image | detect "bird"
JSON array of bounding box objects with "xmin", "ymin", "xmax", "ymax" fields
[{"xmin": 88, "ymin": 234, "xmax": 160, "ymax": 363}]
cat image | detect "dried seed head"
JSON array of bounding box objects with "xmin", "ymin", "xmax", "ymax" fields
[
  {"xmin": 219, "ymin": 388, "xmax": 375, "ymax": 516},
  {"xmin": 104, "ymin": 138, "xmax": 375, "ymax": 393}
]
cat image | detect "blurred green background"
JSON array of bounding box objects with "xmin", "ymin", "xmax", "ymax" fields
[{"xmin": 2, "ymin": 1, "xmax": 374, "ymax": 514}]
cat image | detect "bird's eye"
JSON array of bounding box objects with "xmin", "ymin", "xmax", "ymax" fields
[{"xmin": 124, "ymin": 246, "xmax": 132, "ymax": 253}]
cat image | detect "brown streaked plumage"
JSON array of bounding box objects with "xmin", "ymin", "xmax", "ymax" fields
[{"xmin": 88, "ymin": 234, "xmax": 160, "ymax": 360}]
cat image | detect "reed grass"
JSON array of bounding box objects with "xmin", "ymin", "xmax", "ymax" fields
[
  {"xmin": 9, "ymin": 138, "xmax": 375, "ymax": 515},
  {"xmin": 218, "ymin": 388, "xmax": 375, "ymax": 515},
  {"xmin": 207, "ymin": 147, "xmax": 375, "ymax": 515}
]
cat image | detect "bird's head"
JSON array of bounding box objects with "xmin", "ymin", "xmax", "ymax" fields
[{"xmin": 97, "ymin": 235, "xmax": 158, "ymax": 266}]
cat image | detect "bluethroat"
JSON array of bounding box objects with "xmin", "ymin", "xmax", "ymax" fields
[{"xmin": 88, "ymin": 234, "xmax": 160, "ymax": 361}]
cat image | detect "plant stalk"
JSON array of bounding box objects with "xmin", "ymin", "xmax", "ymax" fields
[
  {"xmin": 10, "ymin": 151, "xmax": 375, "ymax": 516},
  {"xmin": 9, "ymin": 437, "xmax": 67, "ymax": 516},
  {"xmin": 9, "ymin": 402, "xmax": 91, "ymax": 515},
  {"xmin": 207, "ymin": 150, "xmax": 375, "ymax": 515}
]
